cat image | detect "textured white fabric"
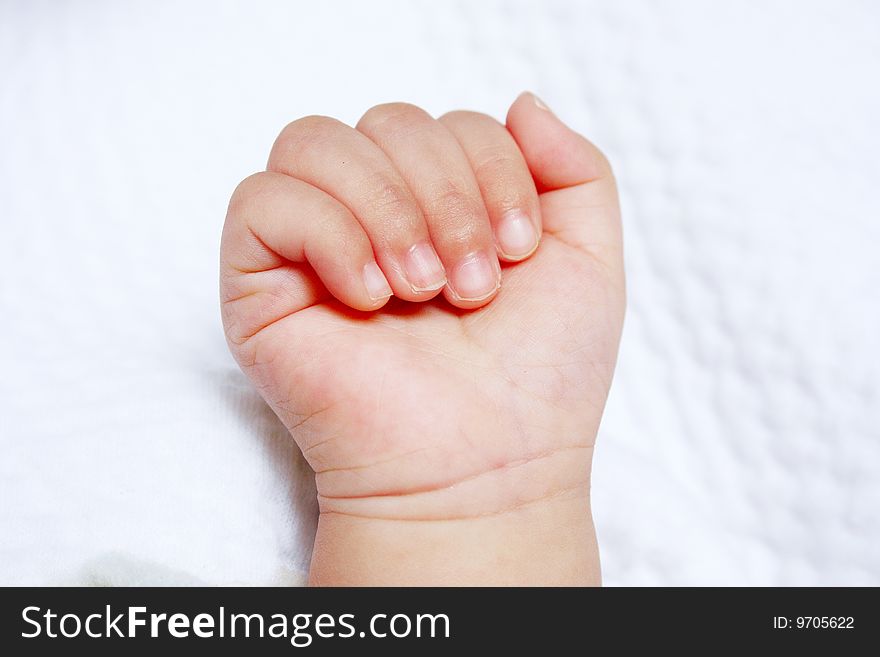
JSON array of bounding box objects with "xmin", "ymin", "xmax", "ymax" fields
[{"xmin": 1, "ymin": 0, "xmax": 878, "ymax": 586}]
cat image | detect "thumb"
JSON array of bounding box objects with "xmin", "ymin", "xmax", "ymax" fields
[{"xmin": 506, "ymin": 92, "xmax": 622, "ymax": 266}]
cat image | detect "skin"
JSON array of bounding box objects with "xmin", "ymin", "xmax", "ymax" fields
[{"xmin": 220, "ymin": 92, "xmax": 624, "ymax": 585}]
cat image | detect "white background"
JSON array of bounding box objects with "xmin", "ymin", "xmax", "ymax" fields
[{"xmin": 1, "ymin": 0, "xmax": 878, "ymax": 585}]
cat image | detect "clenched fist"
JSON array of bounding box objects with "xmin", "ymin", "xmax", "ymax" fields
[{"xmin": 220, "ymin": 93, "xmax": 624, "ymax": 585}]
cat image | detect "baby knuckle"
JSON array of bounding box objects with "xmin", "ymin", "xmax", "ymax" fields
[
  {"xmin": 358, "ymin": 102, "xmax": 431, "ymax": 137},
  {"xmin": 428, "ymin": 183, "xmax": 483, "ymax": 225},
  {"xmin": 440, "ymin": 109, "xmax": 496, "ymax": 128},
  {"xmin": 271, "ymin": 115, "xmax": 346, "ymax": 162},
  {"xmin": 362, "ymin": 174, "xmax": 419, "ymax": 220},
  {"xmin": 228, "ymin": 172, "xmax": 272, "ymax": 217},
  {"xmin": 473, "ymin": 149, "xmax": 517, "ymax": 181}
]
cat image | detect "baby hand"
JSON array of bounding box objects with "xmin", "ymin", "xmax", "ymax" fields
[{"xmin": 220, "ymin": 93, "xmax": 624, "ymax": 585}]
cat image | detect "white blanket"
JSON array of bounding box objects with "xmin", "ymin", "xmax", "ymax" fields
[{"xmin": 2, "ymin": 0, "xmax": 878, "ymax": 585}]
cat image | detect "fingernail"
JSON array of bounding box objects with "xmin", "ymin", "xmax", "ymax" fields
[
  {"xmin": 363, "ymin": 262, "xmax": 392, "ymax": 301},
  {"xmin": 405, "ymin": 242, "xmax": 446, "ymax": 292},
  {"xmin": 449, "ymin": 251, "xmax": 500, "ymax": 301},
  {"xmin": 530, "ymin": 92, "xmax": 552, "ymax": 112},
  {"xmin": 496, "ymin": 209, "xmax": 538, "ymax": 260}
]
